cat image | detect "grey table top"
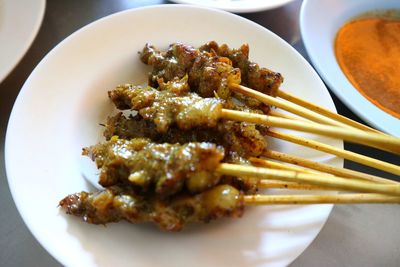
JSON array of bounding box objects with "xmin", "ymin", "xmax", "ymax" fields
[{"xmin": 1, "ymin": 1, "xmax": 399, "ymax": 266}]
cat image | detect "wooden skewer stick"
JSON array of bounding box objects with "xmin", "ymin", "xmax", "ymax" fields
[
  {"xmin": 266, "ymin": 130, "xmax": 400, "ymax": 176},
  {"xmin": 256, "ymin": 150, "xmax": 397, "ymax": 185},
  {"xmin": 251, "ymin": 159, "xmax": 333, "ymax": 190},
  {"xmin": 230, "ymin": 83, "xmax": 394, "ymax": 152},
  {"xmin": 244, "ymin": 193, "xmax": 400, "ymax": 205},
  {"xmin": 267, "ymin": 109, "xmax": 393, "ymax": 153},
  {"xmin": 231, "ymin": 84, "xmax": 386, "ymax": 137},
  {"xmin": 258, "ymin": 180, "xmax": 330, "ymax": 190},
  {"xmin": 216, "ymin": 163, "xmax": 400, "ymax": 196},
  {"xmin": 276, "ymin": 89, "xmax": 384, "ymax": 134},
  {"xmin": 230, "ymin": 83, "xmax": 354, "ymax": 129},
  {"xmin": 250, "ymin": 157, "xmax": 321, "ymax": 174},
  {"xmin": 221, "ymin": 109, "xmax": 400, "ymax": 154},
  {"xmin": 268, "ymin": 109, "xmax": 309, "ymax": 122},
  {"xmin": 250, "ymin": 160, "xmax": 333, "ymax": 190}
]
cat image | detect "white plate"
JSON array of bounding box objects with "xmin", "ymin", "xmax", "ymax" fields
[
  {"xmin": 0, "ymin": 0, "xmax": 46, "ymax": 83},
  {"xmin": 170, "ymin": 0, "xmax": 295, "ymax": 13},
  {"xmin": 300, "ymin": 0, "xmax": 400, "ymax": 137},
  {"xmin": 5, "ymin": 5, "xmax": 342, "ymax": 267}
]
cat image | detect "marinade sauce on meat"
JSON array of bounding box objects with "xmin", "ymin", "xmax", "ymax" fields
[{"xmin": 60, "ymin": 41, "xmax": 284, "ymax": 230}]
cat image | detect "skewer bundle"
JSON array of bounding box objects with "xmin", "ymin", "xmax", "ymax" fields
[{"xmin": 60, "ymin": 41, "xmax": 400, "ymax": 231}]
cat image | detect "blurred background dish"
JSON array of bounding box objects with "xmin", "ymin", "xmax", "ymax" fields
[
  {"xmin": 169, "ymin": 0, "xmax": 295, "ymax": 13},
  {"xmin": 0, "ymin": 0, "xmax": 45, "ymax": 83},
  {"xmin": 300, "ymin": 0, "xmax": 400, "ymax": 137}
]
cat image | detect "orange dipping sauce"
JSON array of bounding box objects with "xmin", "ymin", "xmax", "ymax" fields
[{"xmin": 335, "ymin": 16, "xmax": 400, "ymax": 119}]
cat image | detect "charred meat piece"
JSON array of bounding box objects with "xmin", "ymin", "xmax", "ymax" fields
[
  {"xmin": 199, "ymin": 41, "xmax": 284, "ymax": 97},
  {"xmin": 108, "ymin": 76, "xmax": 190, "ymax": 110},
  {"xmin": 108, "ymin": 76, "xmax": 267, "ymax": 146},
  {"xmin": 141, "ymin": 42, "xmax": 282, "ymax": 106},
  {"xmin": 59, "ymin": 184, "xmax": 244, "ymax": 231},
  {"xmin": 103, "ymin": 112, "xmax": 224, "ymax": 144},
  {"xmin": 83, "ymin": 138, "xmax": 225, "ymax": 196},
  {"xmin": 188, "ymin": 52, "xmax": 241, "ymax": 99},
  {"xmin": 103, "ymin": 113, "xmax": 267, "ymax": 158},
  {"xmin": 140, "ymin": 43, "xmax": 241, "ymax": 100},
  {"xmin": 219, "ymin": 120, "xmax": 267, "ymax": 159},
  {"xmin": 102, "ymin": 113, "xmax": 264, "ymax": 195},
  {"xmin": 140, "ymin": 43, "xmax": 200, "ymax": 87},
  {"xmin": 108, "ymin": 82, "xmax": 223, "ymax": 133}
]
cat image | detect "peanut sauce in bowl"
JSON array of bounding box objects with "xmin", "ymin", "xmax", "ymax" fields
[
  {"xmin": 335, "ymin": 16, "xmax": 400, "ymax": 119},
  {"xmin": 301, "ymin": 0, "xmax": 400, "ymax": 135}
]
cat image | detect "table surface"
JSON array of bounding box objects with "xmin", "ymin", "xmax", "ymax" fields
[{"xmin": 1, "ymin": 1, "xmax": 399, "ymax": 266}]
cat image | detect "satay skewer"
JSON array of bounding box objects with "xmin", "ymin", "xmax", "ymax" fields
[
  {"xmin": 221, "ymin": 109, "xmax": 400, "ymax": 154},
  {"xmin": 108, "ymin": 83, "xmax": 399, "ymax": 172},
  {"xmin": 230, "ymin": 83, "xmax": 387, "ymax": 136},
  {"xmin": 253, "ymin": 151, "xmax": 397, "ymax": 185},
  {"xmin": 266, "ymin": 130, "xmax": 400, "ymax": 176},
  {"xmin": 108, "ymin": 81, "xmax": 399, "ymax": 153},
  {"xmin": 250, "ymin": 156, "xmax": 397, "ymax": 189},
  {"xmin": 258, "ymin": 180, "xmax": 330, "ymax": 190},
  {"xmin": 250, "ymin": 157, "xmax": 321, "ymax": 174},
  {"xmin": 229, "ymin": 84, "xmax": 395, "ymax": 153},
  {"xmin": 244, "ymin": 193, "xmax": 400, "ymax": 205},
  {"xmin": 59, "ymin": 184, "xmax": 400, "ymax": 232},
  {"xmin": 249, "ymin": 162, "xmax": 331, "ymax": 190},
  {"xmin": 268, "ymin": 109, "xmax": 309, "ymax": 121},
  {"xmin": 85, "ymin": 137, "xmax": 399, "ymax": 197},
  {"xmin": 216, "ymin": 163, "xmax": 400, "ymax": 196},
  {"xmin": 230, "ymin": 83, "xmax": 355, "ymax": 129},
  {"xmin": 276, "ymin": 89, "xmax": 384, "ymax": 134}
]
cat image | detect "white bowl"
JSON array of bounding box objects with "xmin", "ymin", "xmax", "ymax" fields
[
  {"xmin": 300, "ymin": 0, "xmax": 400, "ymax": 137},
  {"xmin": 5, "ymin": 5, "xmax": 342, "ymax": 267},
  {"xmin": 0, "ymin": 0, "xmax": 45, "ymax": 83}
]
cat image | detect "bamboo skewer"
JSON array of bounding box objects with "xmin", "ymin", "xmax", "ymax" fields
[
  {"xmin": 276, "ymin": 89, "xmax": 384, "ymax": 134},
  {"xmin": 250, "ymin": 157, "xmax": 321, "ymax": 174},
  {"xmin": 258, "ymin": 180, "xmax": 330, "ymax": 190},
  {"xmin": 231, "ymin": 83, "xmax": 386, "ymax": 136},
  {"xmin": 230, "ymin": 83, "xmax": 354, "ymax": 129},
  {"xmin": 267, "ymin": 110, "xmax": 396, "ymax": 164},
  {"xmin": 266, "ymin": 130, "xmax": 400, "ymax": 176},
  {"xmin": 268, "ymin": 109, "xmax": 309, "ymax": 122},
  {"xmin": 252, "ymin": 160, "xmax": 329, "ymax": 190},
  {"xmin": 249, "ymin": 158, "xmax": 334, "ymax": 190},
  {"xmin": 257, "ymin": 150, "xmax": 397, "ymax": 185},
  {"xmin": 244, "ymin": 193, "xmax": 400, "ymax": 205},
  {"xmin": 216, "ymin": 163, "xmax": 400, "ymax": 196},
  {"xmin": 221, "ymin": 109, "xmax": 400, "ymax": 154},
  {"xmin": 230, "ymin": 84, "xmax": 396, "ymax": 153}
]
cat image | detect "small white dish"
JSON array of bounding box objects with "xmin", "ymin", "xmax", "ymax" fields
[
  {"xmin": 0, "ymin": 0, "xmax": 46, "ymax": 83},
  {"xmin": 300, "ymin": 0, "xmax": 400, "ymax": 137},
  {"xmin": 5, "ymin": 5, "xmax": 341, "ymax": 267},
  {"xmin": 170, "ymin": 0, "xmax": 295, "ymax": 13}
]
